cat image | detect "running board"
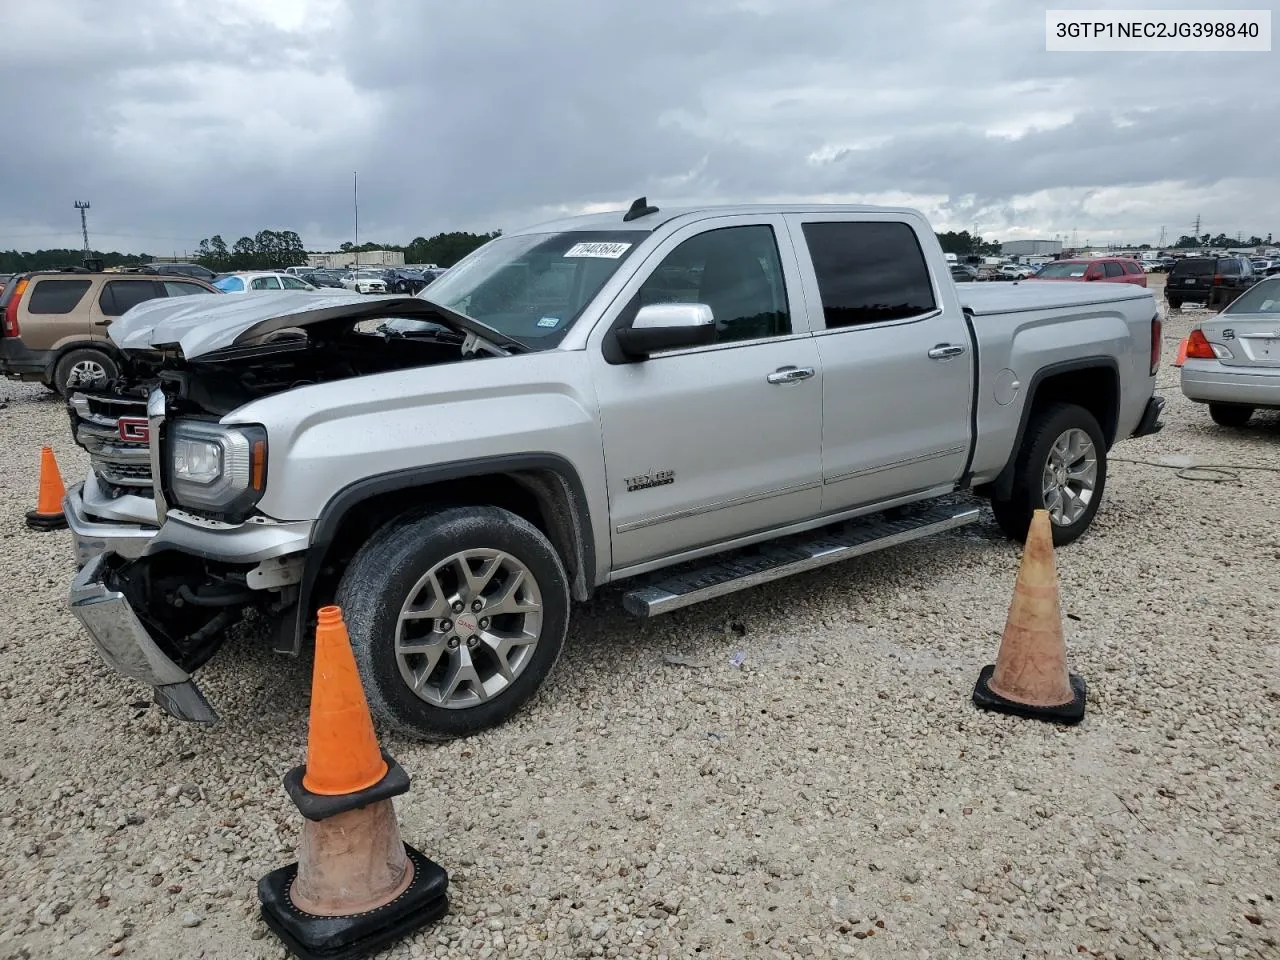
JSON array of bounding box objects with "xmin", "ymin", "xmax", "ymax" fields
[{"xmin": 621, "ymin": 501, "xmax": 982, "ymax": 617}]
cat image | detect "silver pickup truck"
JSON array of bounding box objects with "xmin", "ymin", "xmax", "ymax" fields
[{"xmin": 64, "ymin": 199, "xmax": 1165, "ymax": 739}]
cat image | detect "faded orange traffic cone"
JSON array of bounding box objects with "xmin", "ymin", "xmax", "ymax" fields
[
  {"xmin": 972, "ymin": 510, "xmax": 1086, "ymax": 723},
  {"xmin": 257, "ymin": 606, "xmax": 448, "ymax": 960},
  {"xmin": 26, "ymin": 446, "xmax": 68, "ymax": 531},
  {"xmin": 1173, "ymin": 337, "xmax": 1188, "ymax": 367}
]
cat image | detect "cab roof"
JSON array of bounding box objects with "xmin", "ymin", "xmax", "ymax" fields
[{"xmin": 510, "ymin": 201, "xmax": 928, "ymax": 236}]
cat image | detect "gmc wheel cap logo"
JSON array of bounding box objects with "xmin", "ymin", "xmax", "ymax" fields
[{"xmin": 118, "ymin": 417, "xmax": 150, "ymax": 443}]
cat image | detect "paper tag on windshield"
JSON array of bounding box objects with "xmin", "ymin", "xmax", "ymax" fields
[
  {"xmin": 537, "ymin": 316, "xmax": 560, "ymax": 328},
  {"xmin": 564, "ymin": 241, "xmax": 631, "ymax": 259}
]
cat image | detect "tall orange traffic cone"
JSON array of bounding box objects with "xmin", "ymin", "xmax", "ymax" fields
[
  {"xmin": 972, "ymin": 510, "xmax": 1086, "ymax": 723},
  {"xmin": 258, "ymin": 606, "xmax": 448, "ymax": 959},
  {"xmin": 26, "ymin": 446, "xmax": 68, "ymax": 531}
]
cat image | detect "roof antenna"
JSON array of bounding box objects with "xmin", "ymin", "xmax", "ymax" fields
[{"xmin": 622, "ymin": 196, "xmax": 659, "ymax": 222}]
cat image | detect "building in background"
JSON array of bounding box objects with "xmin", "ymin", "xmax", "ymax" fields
[
  {"xmin": 1001, "ymin": 239, "xmax": 1063, "ymax": 258},
  {"xmin": 307, "ymin": 249, "xmax": 405, "ymax": 270}
]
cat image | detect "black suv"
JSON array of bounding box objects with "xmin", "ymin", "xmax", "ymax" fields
[{"xmin": 1166, "ymin": 256, "xmax": 1258, "ymax": 310}]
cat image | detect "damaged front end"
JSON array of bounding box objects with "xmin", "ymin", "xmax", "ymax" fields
[{"xmin": 66, "ymin": 292, "xmax": 513, "ymax": 721}]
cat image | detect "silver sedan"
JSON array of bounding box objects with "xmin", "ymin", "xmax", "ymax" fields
[{"xmin": 1180, "ymin": 275, "xmax": 1280, "ymax": 426}]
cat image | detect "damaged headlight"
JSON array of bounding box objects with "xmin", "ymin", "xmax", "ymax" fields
[{"xmin": 168, "ymin": 421, "xmax": 268, "ymax": 518}]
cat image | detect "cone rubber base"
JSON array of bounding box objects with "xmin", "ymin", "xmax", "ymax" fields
[
  {"xmin": 25, "ymin": 510, "xmax": 67, "ymax": 531},
  {"xmin": 972, "ymin": 664, "xmax": 1086, "ymax": 725},
  {"xmin": 258, "ymin": 843, "xmax": 448, "ymax": 960}
]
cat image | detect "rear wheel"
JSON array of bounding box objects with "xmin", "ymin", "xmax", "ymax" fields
[
  {"xmin": 336, "ymin": 505, "xmax": 570, "ymax": 740},
  {"xmin": 54, "ymin": 347, "xmax": 118, "ymax": 396},
  {"xmin": 1208, "ymin": 403, "xmax": 1254, "ymax": 427},
  {"xmin": 989, "ymin": 403, "xmax": 1107, "ymax": 547},
  {"xmin": 1167, "ymin": 296, "xmax": 1183, "ymax": 310}
]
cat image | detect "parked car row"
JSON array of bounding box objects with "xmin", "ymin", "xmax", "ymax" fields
[{"xmin": 1166, "ymin": 256, "xmax": 1261, "ymax": 310}]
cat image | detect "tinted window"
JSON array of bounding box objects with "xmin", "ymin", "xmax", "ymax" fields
[
  {"xmin": 27, "ymin": 278, "xmax": 92, "ymax": 314},
  {"xmin": 280, "ymin": 276, "xmax": 311, "ymax": 290},
  {"xmin": 251, "ymin": 276, "xmax": 281, "ymax": 290},
  {"xmin": 635, "ymin": 225, "xmax": 790, "ymax": 345},
  {"xmin": 1219, "ymin": 259, "xmax": 1240, "ymax": 276},
  {"xmin": 1122, "ymin": 261, "xmax": 1142, "ymax": 275},
  {"xmin": 98, "ymin": 279, "xmax": 161, "ymax": 316},
  {"xmin": 215, "ymin": 276, "xmax": 245, "ymax": 292},
  {"xmin": 164, "ymin": 281, "xmax": 214, "ymax": 297},
  {"xmin": 800, "ymin": 221, "xmax": 936, "ymax": 328},
  {"xmin": 1035, "ymin": 261, "xmax": 1089, "ymax": 278},
  {"xmin": 1103, "ymin": 262, "xmax": 1124, "ymax": 278},
  {"xmin": 1172, "ymin": 258, "xmax": 1214, "ymax": 277}
]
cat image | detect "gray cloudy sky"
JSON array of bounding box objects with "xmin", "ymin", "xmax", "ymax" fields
[{"xmin": 2, "ymin": 0, "xmax": 1276, "ymax": 255}]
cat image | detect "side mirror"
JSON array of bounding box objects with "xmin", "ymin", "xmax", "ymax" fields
[{"xmin": 615, "ymin": 303, "xmax": 716, "ymax": 359}]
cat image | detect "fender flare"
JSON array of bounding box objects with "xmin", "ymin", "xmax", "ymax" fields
[
  {"xmin": 286, "ymin": 453, "xmax": 596, "ymax": 654},
  {"xmin": 986, "ymin": 356, "xmax": 1120, "ymax": 501}
]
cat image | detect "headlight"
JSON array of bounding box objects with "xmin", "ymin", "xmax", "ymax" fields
[{"xmin": 168, "ymin": 420, "xmax": 268, "ymax": 518}]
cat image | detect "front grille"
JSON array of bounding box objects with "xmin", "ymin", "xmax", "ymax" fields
[{"xmin": 69, "ymin": 393, "xmax": 154, "ymax": 495}]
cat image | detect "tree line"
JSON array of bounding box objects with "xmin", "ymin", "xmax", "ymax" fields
[
  {"xmin": 1173, "ymin": 232, "xmax": 1273, "ymax": 249},
  {"xmin": 0, "ymin": 248, "xmax": 151, "ymax": 273},
  {"xmin": 935, "ymin": 231, "xmax": 1002, "ymax": 257}
]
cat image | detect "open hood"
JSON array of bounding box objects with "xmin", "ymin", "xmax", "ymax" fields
[{"xmin": 108, "ymin": 291, "xmax": 523, "ymax": 359}]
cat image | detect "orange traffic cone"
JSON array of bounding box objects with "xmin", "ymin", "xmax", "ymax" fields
[
  {"xmin": 257, "ymin": 606, "xmax": 448, "ymax": 959},
  {"xmin": 26, "ymin": 446, "xmax": 68, "ymax": 531},
  {"xmin": 1173, "ymin": 337, "xmax": 1188, "ymax": 367},
  {"xmin": 972, "ymin": 510, "xmax": 1086, "ymax": 723}
]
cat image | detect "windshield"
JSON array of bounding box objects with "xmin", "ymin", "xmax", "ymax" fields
[
  {"xmin": 1222, "ymin": 277, "xmax": 1280, "ymax": 315},
  {"xmin": 421, "ymin": 230, "xmax": 648, "ymax": 348},
  {"xmin": 1034, "ymin": 261, "xmax": 1088, "ymax": 278}
]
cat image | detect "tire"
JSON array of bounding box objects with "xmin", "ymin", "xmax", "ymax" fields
[
  {"xmin": 335, "ymin": 505, "xmax": 571, "ymax": 740},
  {"xmin": 1167, "ymin": 296, "xmax": 1183, "ymax": 310},
  {"xmin": 989, "ymin": 402, "xmax": 1107, "ymax": 547},
  {"xmin": 1208, "ymin": 403, "xmax": 1254, "ymax": 427},
  {"xmin": 54, "ymin": 347, "xmax": 118, "ymax": 396}
]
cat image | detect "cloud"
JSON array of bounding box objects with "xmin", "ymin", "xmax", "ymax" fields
[{"xmin": 1, "ymin": 0, "xmax": 1275, "ymax": 255}]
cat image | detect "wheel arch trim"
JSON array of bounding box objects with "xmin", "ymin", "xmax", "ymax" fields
[
  {"xmin": 983, "ymin": 356, "xmax": 1119, "ymax": 501},
  {"xmin": 288, "ymin": 453, "xmax": 595, "ymax": 655}
]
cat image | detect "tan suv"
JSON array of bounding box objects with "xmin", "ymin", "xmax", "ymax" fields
[{"xmin": 0, "ymin": 268, "xmax": 219, "ymax": 394}]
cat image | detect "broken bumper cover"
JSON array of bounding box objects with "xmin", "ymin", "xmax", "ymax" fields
[
  {"xmin": 69, "ymin": 554, "xmax": 218, "ymax": 723},
  {"xmin": 64, "ymin": 483, "xmax": 158, "ymax": 567},
  {"xmin": 1130, "ymin": 395, "xmax": 1165, "ymax": 438}
]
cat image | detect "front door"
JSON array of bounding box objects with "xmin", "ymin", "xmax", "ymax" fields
[
  {"xmin": 590, "ymin": 217, "xmax": 823, "ymax": 571},
  {"xmin": 784, "ymin": 215, "xmax": 973, "ymax": 512}
]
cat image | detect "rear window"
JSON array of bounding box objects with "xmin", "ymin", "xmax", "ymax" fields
[
  {"xmin": 99, "ymin": 279, "xmax": 161, "ymax": 316},
  {"xmin": 164, "ymin": 281, "xmax": 214, "ymax": 297},
  {"xmin": 1034, "ymin": 261, "xmax": 1088, "ymax": 278},
  {"xmin": 1171, "ymin": 258, "xmax": 1213, "ymax": 276},
  {"xmin": 27, "ymin": 278, "xmax": 92, "ymax": 314},
  {"xmin": 1122, "ymin": 261, "xmax": 1143, "ymax": 275},
  {"xmin": 1221, "ymin": 278, "xmax": 1280, "ymax": 315},
  {"xmin": 799, "ymin": 221, "xmax": 936, "ymax": 328}
]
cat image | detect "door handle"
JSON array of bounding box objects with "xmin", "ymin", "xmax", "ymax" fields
[
  {"xmin": 767, "ymin": 366, "xmax": 816, "ymax": 384},
  {"xmin": 927, "ymin": 344, "xmax": 965, "ymax": 360}
]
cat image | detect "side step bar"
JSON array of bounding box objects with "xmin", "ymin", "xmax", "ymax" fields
[{"xmin": 621, "ymin": 500, "xmax": 982, "ymax": 617}]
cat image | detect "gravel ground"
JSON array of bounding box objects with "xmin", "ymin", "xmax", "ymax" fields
[{"xmin": 1, "ymin": 279, "xmax": 1278, "ymax": 960}]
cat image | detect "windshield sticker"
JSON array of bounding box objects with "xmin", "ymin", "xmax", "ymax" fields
[
  {"xmin": 564, "ymin": 241, "xmax": 632, "ymax": 259},
  {"xmin": 537, "ymin": 316, "xmax": 560, "ymax": 328}
]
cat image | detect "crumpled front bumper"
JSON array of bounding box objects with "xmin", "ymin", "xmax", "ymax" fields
[{"xmin": 69, "ymin": 554, "xmax": 218, "ymax": 723}]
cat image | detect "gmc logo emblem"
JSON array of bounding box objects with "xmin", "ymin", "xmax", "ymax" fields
[{"xmin": 118, "ymin": 417, "xmax": 150, "ymax": 443}]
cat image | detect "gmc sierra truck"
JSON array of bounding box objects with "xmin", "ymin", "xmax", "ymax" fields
[{"xmin": 64, "ymin": 199, "xmax": 1165, "ymax": 739}]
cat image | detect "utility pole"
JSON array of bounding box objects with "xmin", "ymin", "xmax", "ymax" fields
[
  {"xmin": 1193, "ymin": 213, "xmax": 1201, "ymax": 237},
  {"xmin": 353, "ymin": 171, "xmax": 359, "ymax": 272},
  {"xmin": 1158, "ymin": 225, "xmax": 1166, "ymax": 248},
  {"xmin": 74, "ymin": 201, "xmax": 91, "ymax": 257}
]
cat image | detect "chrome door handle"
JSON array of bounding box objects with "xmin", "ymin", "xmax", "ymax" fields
[
  {"xmin": 767, "ymin": 366, "xmax": 816, "ymax": 384},
  {"xmin": 928, "ymin": 344, "xmax": 966, "ymax": 360}
]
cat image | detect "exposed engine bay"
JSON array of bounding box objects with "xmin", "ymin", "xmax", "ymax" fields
[{"xmin": 68, "ymin": 298, "xmax": 520, "ymax": 675}]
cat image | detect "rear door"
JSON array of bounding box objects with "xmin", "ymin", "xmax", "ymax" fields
[
  {"xmin": 95, "ymin": 279, "xmax": 165, "ymax": 332},
  {"xmin": 1102, "ymin": 262, "xmax": 1126, "ymax": 283},
  {"xmin": 19, "ymin": 276, "xmax": 95, "ymax": 350},
  {"xmin": 784, "ymin": 214, "xmax": 973, "ymax": 513}
]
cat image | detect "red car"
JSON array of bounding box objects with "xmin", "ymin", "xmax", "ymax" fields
[{"xmin": 1028, "ymin": 257, "xmax": 1147, "ymax": 288}]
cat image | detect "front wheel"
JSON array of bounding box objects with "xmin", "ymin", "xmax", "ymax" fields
[
  {"xmin": 54, "ymin": 347, "xmax": 118, "ymax": 395},
  {"xmin": 989, "ymin": 403, "xmax": 1107, "ymax": 547},
  {"xmin": 1209, "ymin": 403, "xmax": 1254, "ymax": 427},
  {"xmin": 335, "ymin": 505, "xmax": 570, "ymax": 740}
]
